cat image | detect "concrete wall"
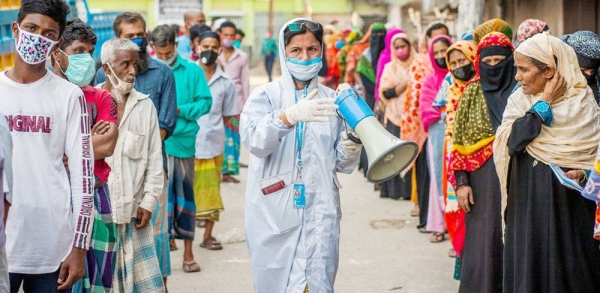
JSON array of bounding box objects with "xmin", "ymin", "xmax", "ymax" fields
[{"xmin": 503, "ymin": 0, "xmax": 564, "ymax": 37}]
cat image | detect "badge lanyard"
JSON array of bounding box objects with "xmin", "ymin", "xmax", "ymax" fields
[{"xmin": 293, "ymin": 86, "xmax": 308, "ymax": 208}]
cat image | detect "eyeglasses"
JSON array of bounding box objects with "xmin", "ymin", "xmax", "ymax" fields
[{"xmin": 287, "ymin": 21, "xmax": 321, "ymax": 32}]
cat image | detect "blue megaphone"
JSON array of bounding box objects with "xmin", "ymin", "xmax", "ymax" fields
[{"xmin": 335, "ymin": 83, "xmax": 418, "ymax": 183}]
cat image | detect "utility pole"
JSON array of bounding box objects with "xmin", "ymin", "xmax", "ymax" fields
[
  {"xmin": 268, "ymin": 0, "xmax": 274, "ymax": 34},
  {"xmin": 304, "ymin": 0, "xmax": 313, "ymax": 19}
]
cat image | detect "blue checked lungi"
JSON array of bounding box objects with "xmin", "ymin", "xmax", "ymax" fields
[{"xmin": 113, "ymin": 220, "xmax": 165, "ymax": 292}]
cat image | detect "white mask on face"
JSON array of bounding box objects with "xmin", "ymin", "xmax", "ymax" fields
[
  {"xmin": 286, "ymin": 57, "xmax": 323, "ymax": 82},
  {"xmin": 106, "ymin": 63, "xmax": 135, "ymax": 102}
]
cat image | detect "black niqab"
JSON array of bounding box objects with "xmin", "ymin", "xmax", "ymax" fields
[
  {"xmin": 479, "ymin": 48, "xmax": 518, "ymax": 131},
  {"xmin": 370, "ymin": 31, "xmax": 386, "ymax": 74}
]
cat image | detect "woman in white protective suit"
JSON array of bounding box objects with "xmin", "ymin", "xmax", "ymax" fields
[{"xmin": 240, "ymin": 18, "xmax": 362, "ymax": 293}]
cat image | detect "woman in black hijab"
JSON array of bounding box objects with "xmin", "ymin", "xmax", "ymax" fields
[{"xmin": 479, "ymin": 39, "xmax": 519, "ymax": 131}]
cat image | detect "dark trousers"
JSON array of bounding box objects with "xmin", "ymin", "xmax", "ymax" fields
[
  {"xmin": 264, "ymin": 53, "xmax": 275, "ymax": 82},
  {"xmin": 416, "ymin": 140, "xmax": 430, "ymax": 228},
  {"xmin": 10, "ymin": 269, "xmax": 72, "ymax": 293}
]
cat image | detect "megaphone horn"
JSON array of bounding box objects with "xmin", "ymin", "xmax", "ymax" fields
[{"xmin": 334, "ymin": 83, "xmax": 418, "ymax": 183}]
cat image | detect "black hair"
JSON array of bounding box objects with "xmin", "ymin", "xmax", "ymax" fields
[
  {"xmin": 190, "ymin": 24, "xmax": 212, "ymax": 43},
  {"xmin": 18, "ymin": 0, "xmax": 71, "ymax": 37},
  {"xmin": 149, "ymin": 24, "xmax": 176, "ymax": 47},
  {"xmin": 170, "ymin": 24, "xmax": 180, "ymax": 35},
  {"xmin": 426, "ymin": 23, "xmax": 449, "ymax": 38},
  {"xmin": 60, "ymin": 18, "xmax": 97, "ymax": 50},
  {"xmin": 113, "ymin": 12, "xmax": 146, "ymax": 37},
  {"xmin": 528, "ymin": 55, "xmax": 557, "ymax": 72},
  {"xmin": 218, "ymin": 21, "xmax": 237, "ymax": 32},
  {"xmin": 433, "ymin": 37, "xmax": 451, "ymax": 48},
  {"xmin": 198, "ymin": 31, "xmax": 221, "ymax": 44},
  {"xmin": 283, "ymin": 20, "xmax": 324, "ymax": 46},
  {"xmin": 236, "ymin": 28, "xmax": 245, "ymax": 38}
]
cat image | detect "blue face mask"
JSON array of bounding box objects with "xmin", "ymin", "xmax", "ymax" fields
[
  {"xmin": 131, "ymin": 38, "xmax": 144, "ymax": 46},
  {"xmin": 286, "ymin": 57, "xmax": 323, "ymax": 82},
  {"xmin": 233, "ymin": 40, "xmax": 242, "ymax": 48},
  {"xmin": 131, "ymin": 37, "xmax": 148, "ymax": 52},
  {"xmin": 335, "ymin": 41, "xmax": 345, "ymax": 50},
  {"xmin": 57, "ymin": 50, "xmax": 97, "ymax": 87},
  {"xmin": 154, "ymin": 53, "xmax": 177, "ymax": 67}
]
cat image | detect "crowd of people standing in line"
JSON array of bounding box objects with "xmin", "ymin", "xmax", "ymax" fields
[
  {"xmin": 2, "ymin": 0, "xmax": 600, "ymax": 292},
  {"xmin": 314, "ymin": 15, "xmax": 600, "ymax": 293}
]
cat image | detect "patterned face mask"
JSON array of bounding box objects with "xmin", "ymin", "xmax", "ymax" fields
[{"xmin": 15, "ymin": 24, "xmax": 58, "ymax": 65}]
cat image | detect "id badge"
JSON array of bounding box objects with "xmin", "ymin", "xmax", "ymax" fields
[{"xmin": 293, "ymin": 183, "xmax": 306, "ymax": 208}]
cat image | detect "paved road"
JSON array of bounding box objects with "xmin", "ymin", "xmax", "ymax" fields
[{"xmin": 167, "ymin": 73, "xmax": 460, "ymax": 293}]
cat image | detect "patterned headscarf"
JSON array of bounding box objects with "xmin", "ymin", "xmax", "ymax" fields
[
  {"xmin": 400, "ymin": 36, "xmax": 430, "ymax": 153},
  {"xmin": 473, "ymin": 19, "xmax": 512, "ymax": 44},
  {"xmin": 561, "ymin": 30, "xmax": 600, "ymax": 104},
  {"xmin": 444, "ymin": 40, "xmax": 477, "ymax": 136},
  {"xmin": 515, "ymin": 19, "xmax": 547, "ymax": 46},
  {"xmin": 561, "ymin": 31, "xmax": 600, "ymax": 68},
  {"xmin": 450, "ymin": 33, "xmax": 515, "ymax": 177}
]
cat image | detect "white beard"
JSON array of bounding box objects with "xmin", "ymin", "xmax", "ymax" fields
[{"xmin": 110, "ymin": 89, "xmax": 126, "ymax": 104}]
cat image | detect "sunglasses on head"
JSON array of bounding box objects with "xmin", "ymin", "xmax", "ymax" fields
[{"xmin": 288, "ymin": 21, "xmax": 321, "ymax": 32}]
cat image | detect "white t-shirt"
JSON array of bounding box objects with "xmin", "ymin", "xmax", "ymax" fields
[{"xmin": 0, "ymin": 70, "xmax": 94, "ymax": 274}]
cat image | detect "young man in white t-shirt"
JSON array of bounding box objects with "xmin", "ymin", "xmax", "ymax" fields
[{"xmin": 0, "ymin": 1, "xmax": 94, "ymax": 291}]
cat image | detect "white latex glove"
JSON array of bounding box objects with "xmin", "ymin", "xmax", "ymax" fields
[
  {"xmin": 341, "ymin": 131, "xmax": 362, "ymax": 158},
  {"xmin": 284, "ymin": 89, "xmax": 338, "ymax": 125}
]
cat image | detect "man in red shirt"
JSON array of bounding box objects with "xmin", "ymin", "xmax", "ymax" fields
[{"xmin": 51, "ymin": 18, "xmax": 119, "ymax": 292}]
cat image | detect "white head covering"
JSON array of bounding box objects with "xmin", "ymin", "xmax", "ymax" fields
[
  {"xmin": 494, "ymin": 32, "xmax": 600, "ymax": 230},
  {"xmin": 278, "ymin": 18, "xmax": 323, "ymax": 91},
  {"xmin": 515, "ymin": 32, "xmax": 588, "ymax": 102},
  {"xmin": 241, "ymin": 18, "xmax": 333, "ymax": 124}
]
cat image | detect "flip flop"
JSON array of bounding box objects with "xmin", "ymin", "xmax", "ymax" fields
[
  {"xmin": 222, "ymin": 175, "xmax": 240, "ymax": 183},
  {"xmin": 429, "ymin": 232, "xmax": 445, "ymax": 243},
  {"xmin": 182, "ymin": 260, "xmax": 201, "ymax": 273},
  {"xmin": 448, "ymin": 248, "xmax": 457, "ymax": 258},
  {"xmin": 418, "ymin": 227, "xmax": 431, "ymax": 234},
  {"xmin": 200, "ymin": 237, "xmax": 223, "ymax": 250}
]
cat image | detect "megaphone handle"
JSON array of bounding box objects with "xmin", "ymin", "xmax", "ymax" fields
[
  {"xmin": 344, "ymin": 121, "xmax": 362, "ymax": 144},
  {"xmin": 347, "ymin": 132, "xmax": 362, "ymax": 144}
]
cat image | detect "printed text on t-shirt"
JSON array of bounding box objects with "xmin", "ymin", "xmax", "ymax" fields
[{"xmin": 4, "ymin": 115, "xmax": 51, "ymax": 133}]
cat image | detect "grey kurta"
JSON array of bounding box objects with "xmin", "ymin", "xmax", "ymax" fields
[{"xmin": 240, "ymin": 18, "xmax": 360, "ymax": 293}]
